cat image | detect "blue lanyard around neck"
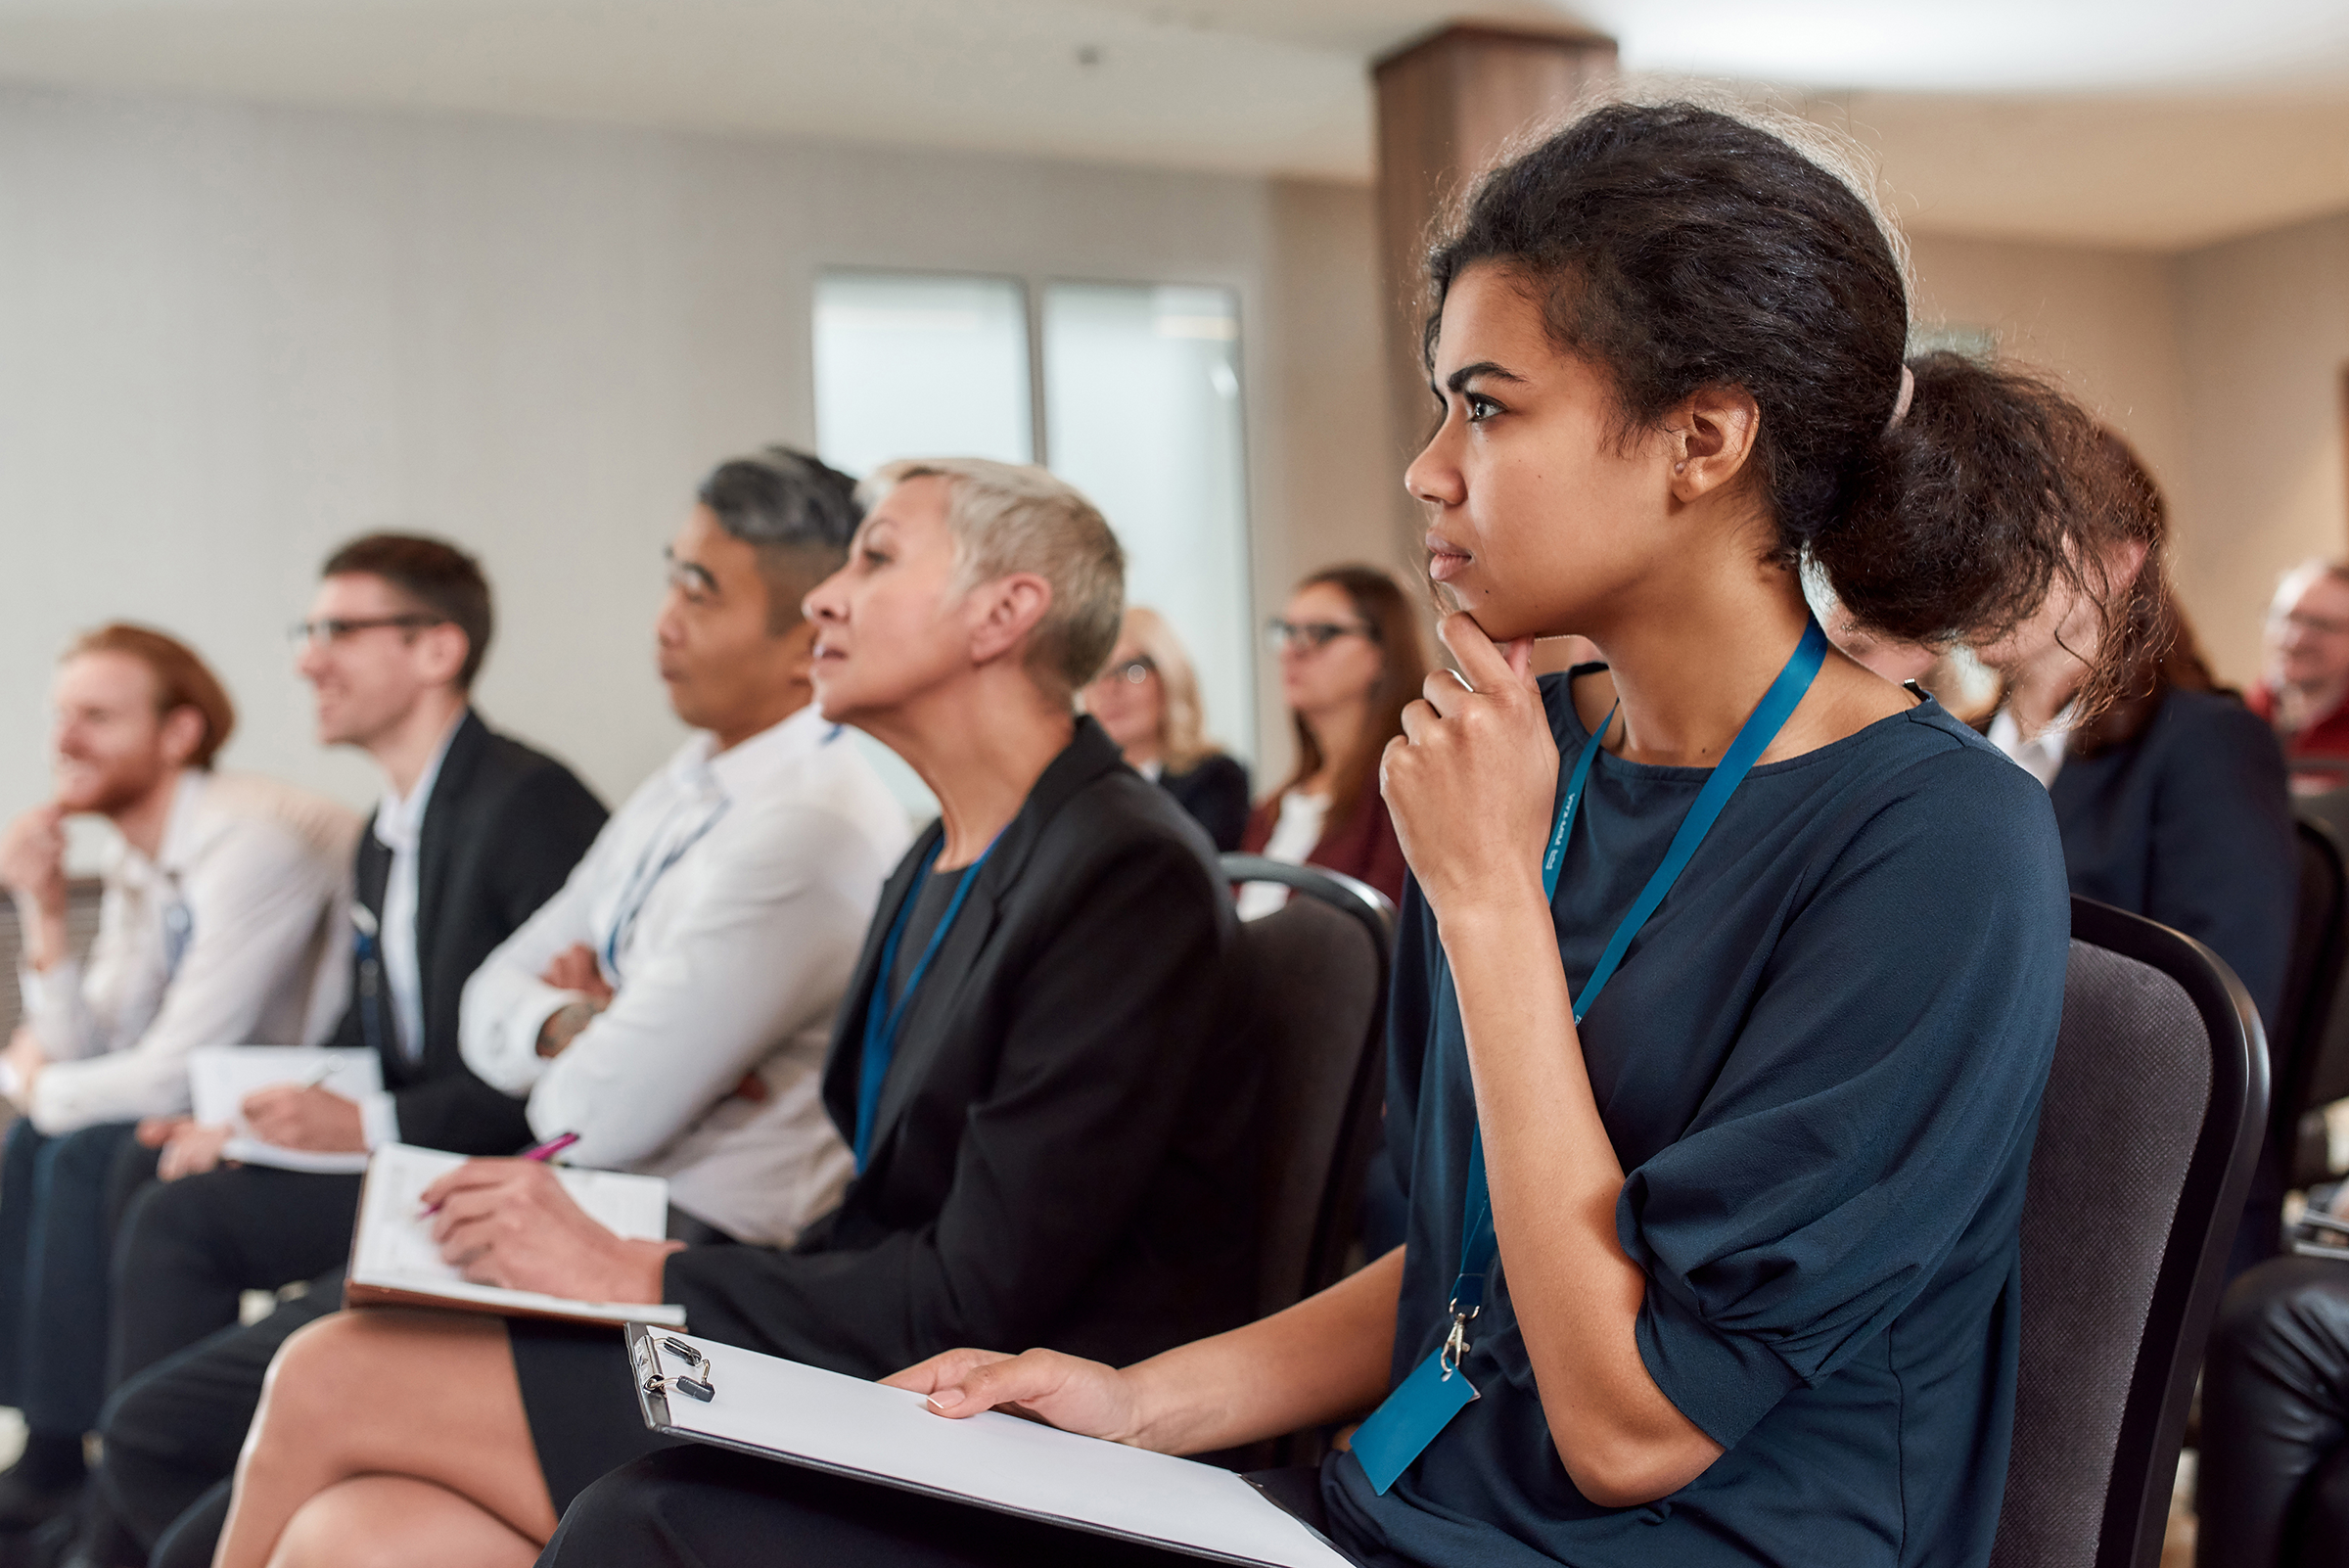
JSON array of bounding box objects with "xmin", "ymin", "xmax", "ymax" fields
[
  {"xmin": 853, "ymin": 837, "xmax": 995, "ymax": 1170},
  {"xmin": 1349, "ymin": 617, "xmax": 1829, "ymax": 1498},
  {"xmin": 602, "ymin": 800, "xmax": 728, "ymax": 978}
]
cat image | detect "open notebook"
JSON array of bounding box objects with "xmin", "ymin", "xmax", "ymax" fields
[
  {"xmin": 188, "ymin": 1046, "xmax": 384, "ymax": 1175},
  {"xmin": 628, "ymin": 1327, "xmax": 1357, "ymax": 1567},
  {"xmin": 346, "ymin": 1144, "xmax": 686, "ymax": 1326}
]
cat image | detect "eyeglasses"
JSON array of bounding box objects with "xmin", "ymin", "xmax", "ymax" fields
[
  {"xmin": 287, "ymin": 615, "xmax": 446, "ymax": 650},
  {"xmin": 1265, "ymin": 619, "xmax": 1377, "ymax": 654},
  {"xmin": 1095, "ymin": 657, "xmax": 1157, "ymax": 686}
]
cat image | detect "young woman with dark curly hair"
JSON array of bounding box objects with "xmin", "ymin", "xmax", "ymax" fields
[{"xmin": 540, "ymin": 101, "xmax": 2123, "ymax": 1568}]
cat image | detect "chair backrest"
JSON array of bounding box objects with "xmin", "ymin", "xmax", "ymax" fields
[
  {"xmin": 0, "ymin": 878, "xmax": 103, "ymax": 1041},
  {"xmin": 1990, "ymin": 898, "xmax": 2267, "ymax": 1568},
  {"xmin": 2277, "ymin": 817, "xmax": 2349, "ymax": 1183},
  {"xmin": 1220, "ymin": 854, "xmax": 1395, "ymax": 1319}
]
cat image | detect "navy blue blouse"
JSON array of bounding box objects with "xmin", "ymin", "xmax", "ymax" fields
[
  {"xmin": 2047, "ymin": 688, "xmax": 2294, "ymax": 1029},
  {"xmin": 1320, "ymin": 673, "xmax": 2072, "ymax": 1568}
]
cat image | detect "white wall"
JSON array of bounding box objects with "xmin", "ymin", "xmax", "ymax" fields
[{"xmin": 0, "ymin": 83, "xmax": 1396, "ymax": 833}]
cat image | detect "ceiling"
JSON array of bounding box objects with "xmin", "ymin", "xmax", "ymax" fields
[{"xmin": 0, "ymin": 0, "xmax": 2346, "ymax": 251}]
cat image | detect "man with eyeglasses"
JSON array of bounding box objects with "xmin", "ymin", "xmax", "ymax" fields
[
  {"xmin": 103, "ymin": 532, "xmax": 607, "ymax": 1378},
  {"xmin": 0, "ymin": 625, "xmax": 356, "ymax": 1535},
  {"xmin": 2251, "ymin": 560, "xmax": 2349, "ymax": 783},
  {"xmin": 97, "ymin": 448, "xmax": 907, "ymax": 1568}
]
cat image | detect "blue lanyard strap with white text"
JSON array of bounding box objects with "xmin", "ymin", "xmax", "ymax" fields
[
  {"xmin": 602, "ymin": 801, "xmax": 729, "ymax": 976},
  {"xmin": 853, "ymin": 838, "xmax": 994, "ymax": 1171},
  {"xmin": 1349, "ymin": 617, "xmax": 1829, "ymax": 1497}
]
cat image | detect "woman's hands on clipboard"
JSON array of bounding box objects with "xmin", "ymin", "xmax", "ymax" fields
[{"xmin": 887, "ymin": 1347, "xmax": 1144, "ymax": 1445}]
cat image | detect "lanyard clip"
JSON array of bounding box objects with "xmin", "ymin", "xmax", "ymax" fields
[{"xmin": 1440, "ymin": 1302, "xmax": 1478, "ymax": 1380}]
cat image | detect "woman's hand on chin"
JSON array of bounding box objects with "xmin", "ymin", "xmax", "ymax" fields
[{"xmin": 1382, "ymin": 612, "xmax": 1559, "ymax": 924}]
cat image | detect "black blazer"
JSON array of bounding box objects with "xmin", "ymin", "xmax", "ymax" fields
[
  {"xmin": 2050, "ymin": 687, "xmax": 2297, "ymax": 1027},
  {"xmin": 1159, "ymin": 753, "xmax": 1250, "ymax": 853},
  {"xmin": 324, "ymin": 710, "xmax": 607, "ymax": 1154},
  {"xmin": 665, "ymin": 716, "xmax": 1257, "ymax": 1377}
]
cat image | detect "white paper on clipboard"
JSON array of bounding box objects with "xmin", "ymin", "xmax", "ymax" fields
[
  {"xmin": 189, "ymin": 1046, "xmax": 382, "ymax": 1174},
  {"xmin": 345, "ymin": 1145, "xmax": 685, "ymax": 1327},
  {"xmin": 627, "ymin": 1327, "xmax": 1358, "ymax": 1567}
]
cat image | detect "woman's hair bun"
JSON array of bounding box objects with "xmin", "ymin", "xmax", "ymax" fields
[{"xmin": 1823, "ymin": 350, "xmax": 2100, "ymax": 649}]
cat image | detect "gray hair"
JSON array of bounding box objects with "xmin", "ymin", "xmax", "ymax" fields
[
  {"xmin": 698, "ymin": 445, "xmax": 864, "ymax": 630},
  {"xmin": 859, "ymin": 458, "xmax": 1125, "ymax": 695}
]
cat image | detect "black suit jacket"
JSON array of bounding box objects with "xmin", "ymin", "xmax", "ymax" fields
[
  {"xmin": 665, "ymin": 716, "xmax": 1257, "ymax": 1377},
  {"xmin": 324, "ymin": 710, "xmax": 607, "ymax": 1153},
  {"xmin": 2050, "ymin": 687, "xmax": 2296, "ymax": 1027},
  {"xmin": 1159, "ymin": 753, "xmax": 1251, "ymax": 853}
]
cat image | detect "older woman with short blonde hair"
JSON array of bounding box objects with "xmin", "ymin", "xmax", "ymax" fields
[
  {"xmin": 1082, "ymin": 606, "xmax": 1251, "ymax": 851},
  {"xmin": 208, "ymin": 458, "xmax": 1258, "ymax": 1568}
]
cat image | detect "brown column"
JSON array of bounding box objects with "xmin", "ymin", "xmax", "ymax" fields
[{"xmin": 1372, "ymin": 23, "xmax": 1617, "ymax": 562}]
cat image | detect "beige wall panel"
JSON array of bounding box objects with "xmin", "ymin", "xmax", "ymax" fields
[
  {"xmin": 1253, "ymin": 175, "xmax": 1399, "ymax": 777},
  {"xmin": 1905, "ymin": 233, "xmax": 2209, "ymax": 653},
  {"xmin": 2174, "ymin": 212, "xmax": 2349, "ymax": 686}
]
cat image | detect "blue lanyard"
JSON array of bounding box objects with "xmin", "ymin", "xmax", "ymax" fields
[
  {"xmin": 160, "ymin": 899, "xmax": 194, "ymax": 981},
  {"xmin": 1446, "ymin": 617, "xmax": 1829, "ymax": 1352},
  {"xmin": 1349, "ymin": 618, "xmax": 1828, "ymax": 1499},
  {"xmin": 853, "ymin": 839, "xmax": 994, "ymax": 1170},
  {"xmin": 602, "ymin": 801, "xmax": 728, "ymax": 977}
]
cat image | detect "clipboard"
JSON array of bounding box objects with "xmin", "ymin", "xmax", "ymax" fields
[
  {"xmin": 344, "ymin": 1145, "xmax": 686, "ymax": 1327},
  {"xmin": 626, "ymin": 1326, "xmax": 1359, "ymax": 1567}
]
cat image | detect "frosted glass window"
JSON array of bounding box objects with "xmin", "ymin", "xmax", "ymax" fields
[
  {"xmin": 1043, "ymin": 283, "xmax": 1255, "ymax": 761},
  {"xmin": 813, "ymin": 273, "xmax": 1032, "ymax": 478}
]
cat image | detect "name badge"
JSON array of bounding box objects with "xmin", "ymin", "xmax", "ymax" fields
[{"xmin": 1348, "ymin": 1347, "xmax": 1480, "ymax": 1495}]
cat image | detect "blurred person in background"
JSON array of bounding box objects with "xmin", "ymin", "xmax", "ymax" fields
[
  {"xmin": 1978, "ymin": 429, "xmax": 2293, "ymax": 1033},
  {"xmin": 2250, "ymin": 559, "xmax": 2349, "ymax": 791},
  {"xmin": 1975, "ymin": 429, "xmax": 2292, "ymax": 1276},
  {"xmin": 88, "ymin": 534, "xmax": 606, "ymax": 1568},
  {"xmin": 1082, "ymin": 607, "xmax": 1249, "ymax": 851},
  {"xmin": 0, "ymin": 625, "xmax": 354, "ymax": 1532},
  {"xmin": 1238, "ymin": 565, "xmax": 1427, "ymax": 914}
]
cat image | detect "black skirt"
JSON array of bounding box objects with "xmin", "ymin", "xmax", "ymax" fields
[
  {"xmin": 513, "ymin": 1205, "xmax": 737, "ymax": 1511},
  {"xmin": 510, "ymin": 1318, "xmax": 680, "ymax": 1514}
]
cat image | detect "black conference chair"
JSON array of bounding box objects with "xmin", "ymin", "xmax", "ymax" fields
[
  {"xmin": 1220, "ymin": 856, "xmax": 1395, "ymax": 1469},
  {"xmin": 1221, "ymin": 854, "xmax": 1396, "ymax": 1317},
  {"xmin": 1990, "ymin": 898, "xmax": 2267, "ymax": 1568},
  {"xmin": 0, "ymin": 878, "xmax": 101, "ymax": 1047}
]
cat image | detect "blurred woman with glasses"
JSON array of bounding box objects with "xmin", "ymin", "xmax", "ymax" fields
[
  {"xmin": 1238, "ymin": 565, "xmax": 1429, "ymax": 914},
  {"xmin": 1082, "ymin": 608, "xmax": 1251, "ymax": 852}
]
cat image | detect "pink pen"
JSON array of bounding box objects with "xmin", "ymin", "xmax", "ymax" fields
[
  {"xmin": 420, "ymin": 1132, "xmax": 579, "ymax": 1217},
  {"xmin": 522, "ymin": 1131, "xmax": 579, "ymax": 1162}
]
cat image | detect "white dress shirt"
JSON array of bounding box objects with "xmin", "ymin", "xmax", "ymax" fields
[
  {"xmin": 349, "ymin": 712, "xmax": 462, "ymax": 1150},
  {"xmin": 1988, "ymin": 705, "xmax": 2078, "ymax": 791},
  {"xmin": 1234, "ymin": 789, "xmax": 1328, "ymax": 922},
  {"xmin": 17, "ymin": 770, "xmax": 359, "ymax": 1133},
  {"xmin": 461, "ymin": 703, "xmax": 909, "ymax": 1245}
]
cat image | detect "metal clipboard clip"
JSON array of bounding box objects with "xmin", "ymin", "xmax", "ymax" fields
[{"xmin": 642, "ymin": 1334, "xmax": 715, "ymax": 1404}]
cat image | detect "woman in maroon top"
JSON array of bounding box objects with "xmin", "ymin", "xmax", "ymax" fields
[{"xmin": 1239, "ymin": 565, "xmax": 1429, "ymax": 908}]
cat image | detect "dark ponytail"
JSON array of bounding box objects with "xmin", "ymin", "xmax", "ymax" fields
[{"xmin": 1425, "ymin": 102, "xmax": 2116, "ymax": 668}]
